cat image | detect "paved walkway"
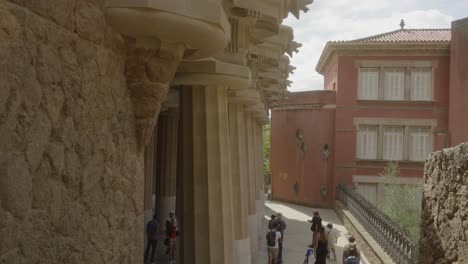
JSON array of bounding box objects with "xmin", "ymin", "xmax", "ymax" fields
[{"xmin": 254, "ymin": 200, "xmax": 369, "ymax": 264}]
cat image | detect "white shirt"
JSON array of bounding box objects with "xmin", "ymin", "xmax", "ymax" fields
[
  {"xmin": 326, "ymin": 227, "xmax": 338, "ymax": 245},
  {"xmin": 268, "ymin": 231, "xmax": 282, "ymax": 248}
]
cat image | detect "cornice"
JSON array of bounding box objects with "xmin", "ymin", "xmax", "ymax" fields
[{"xmin": 316, "ymin": 42, "xmax": 451, "ymax": 75}]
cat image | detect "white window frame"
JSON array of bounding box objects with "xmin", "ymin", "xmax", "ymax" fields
[
  {"xmin": 357, "ymin": 126, "xmax": 378, "ymax": 160},
  {"xmin": 384, "ymin": 68, "xmax": 405, "ymax": 101},
  {"xmin": 358, "ymin": 68, "xmax": 379, "ymax": 100},
  {"xmin": 410, "ymin": 68, "xmax": 432, "ymax": 101},
  {"xmin": 383, "ymin": 126, "xmax": 404, "ymax": 161},
  {"xmin": 409, "ymin": 127, "xmax": 433, "ymax": 161}
]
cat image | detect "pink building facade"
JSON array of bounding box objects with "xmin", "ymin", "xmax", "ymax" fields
[{"xmin": 271, "ymin": 22, "xmax": 468, "ymax": 207}]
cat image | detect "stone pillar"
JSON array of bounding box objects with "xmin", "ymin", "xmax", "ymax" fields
[
  {"xmin": 245, "ymin": 113, "xmax": 259, "ymax": 255},
  {"xmin": 228, "ymin": 101, "xmax": 251, "ymax": 263},
  {"xmin": 144, "ymin": 129, "xmax": 157, "ymax": 235},
  {"xmin": 177, "ymin": 86, "xmax": 234, "ymax": 264},
  {"xmin": 255, "ymin": 121, "xmax": 265, "ymax": 241},
  {"xmin": 155, "ymin": 109, "xmax": 178, "ymax": 221}
]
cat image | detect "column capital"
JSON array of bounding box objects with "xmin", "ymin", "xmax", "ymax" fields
[
  {"xmin": 106, "ymin": 0, "xmax": 230, "ymax": 59},
  {"xmin": 172, "ymin": 59, "xmax": 250, "ymax": 89}
]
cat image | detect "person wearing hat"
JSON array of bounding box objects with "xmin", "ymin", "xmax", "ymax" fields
[{"xmin": 307, "ymin": 211, "xmax": 322, "ymax": 247}]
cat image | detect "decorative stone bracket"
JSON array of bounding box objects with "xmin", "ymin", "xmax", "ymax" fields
[{"xmin": 125, "ymin": 40, "xmax": 185, "ymax": 151}]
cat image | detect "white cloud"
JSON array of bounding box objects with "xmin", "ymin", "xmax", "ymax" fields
[{"xmin": 283, "ymin": 0, "xmax": 460, "ymax": 91}]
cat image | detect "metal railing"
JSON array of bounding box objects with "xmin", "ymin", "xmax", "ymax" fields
[{"xmin": 337, "ymin": 184, "xmax": 418, "ymax": 264}]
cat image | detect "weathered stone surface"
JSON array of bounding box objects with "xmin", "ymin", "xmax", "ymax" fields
[
  {"xmin": 0, "ymin": 0, "xmax": 143, "ymax": 263},
  {"xmin": 419, "ymin": 143, "xmax": 468, "ymax": 264}
]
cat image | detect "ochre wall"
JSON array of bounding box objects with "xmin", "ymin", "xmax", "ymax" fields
[
  {"xmin": 334, "ymin": 55, "xmax": 450, "ymax": 186},
  {"xmin": 0, "ymin": 1, "xmax": 143, "ymax": 263},
  {"xmin": 449, "ymin": 18, "xmax": 468, "ymax": 146},
  {"xmin": 271, "ymin": 91, "xmax": 336, "ymax": 208}
]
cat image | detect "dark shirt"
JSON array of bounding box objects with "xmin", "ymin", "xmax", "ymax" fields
[
  {"xmin": 268, "ymin": 219, "xmax": 276, "ymax": 230},
  {"xmin": 273, "ymin": 218, "xmax": 287, "ymax": 233},
  {"xmin": 311, "ymin": 216, "xmax": 322, "ymax": 232},
  {"xmin": 146, "ymin": 219, "xmax": 159, "ymax": 241}
]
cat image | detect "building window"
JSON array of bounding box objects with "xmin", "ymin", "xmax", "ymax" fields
[
  {"xmin": 357, "ymin": 126, "xmax": 378, "ymax": 159},
  {"xmin": 384, "ymin": 68, "xmax": 405, "ymax": 101},
  {"xmin": 411, "ymin": 68, "xmax": 432, "ymax": 101},
  {"xmin": 410, "ymin": 127, "xmax": 432, "ymax": 161},
  {"xmin": 359, "ymin": 68, "xmax": 379, "ymax": 100},
  {"xmin": 356, "ymin": 183, "xmax": 378, "ymax": 205},
  {"xmin": 356, "ymin": 123, "xmax": 433, "ymax": 162},
  {"xmin": 383, "ymin": 126, "xmax": 404, "ymax": 160}
]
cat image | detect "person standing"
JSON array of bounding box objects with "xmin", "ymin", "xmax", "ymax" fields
[
  {"xmin": 268, "ymin": 214, "xmax": 277, "ymax": 230},
  {"xmin": 342, "ymin": 236, "xmax": 361, "ymax": 264},
  {"xmin": 267, "ymin": 222, "xmax": 282, "ymax": 264},
  {"xmin": 308, "ymin": 211, "xmax": 322, "ymax": 247},
  {"xmin": 314, "ymin": 226, "xmax": 328, "ymax": 264},
  {"xmin": 144, "ymin": 215, "xmax": 160, "ymax": 264},
  {"xmin": 274, "ymin": 212, "xmax": 287, "ymax": 264},
  {"xmin": 325, "ymin": 223, "xmax": 338, "ymax": 260},
  {"xmin": 165, "ymin": 211, "xmax": 178, "ymax": 264}
]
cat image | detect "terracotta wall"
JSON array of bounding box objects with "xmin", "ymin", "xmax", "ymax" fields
[
  {"xmin": 333, "ymin": 55, "xmax": 450, "ymax": 186},
  {"xmin": 449, "ymin": 18, "xmax": 468, "ymax": 146},
  {"xmin": 270, "ymin": 91, "xmax": 336, "ymax": 207}
]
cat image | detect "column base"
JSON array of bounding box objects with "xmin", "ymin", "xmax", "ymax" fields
[
  {"xmin": 234, "ymin": 237, "xmax": 251, "ymax": 264},
  {"xmin": 248, "ymin": 214, "xmax": 258, "ymax": 255},
  {"xmin": 156, "ymin": 195, "xmax": 176, "ymax": 221}
]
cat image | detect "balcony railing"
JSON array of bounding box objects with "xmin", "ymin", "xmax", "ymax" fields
[{"xmin": 337, "ymin": 184, "xmax": 418, "ymax": 264}]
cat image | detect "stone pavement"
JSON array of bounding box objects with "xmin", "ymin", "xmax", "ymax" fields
[{"xmin": 253, "ymin": 200, "xmax": 370, "ymax": 264}]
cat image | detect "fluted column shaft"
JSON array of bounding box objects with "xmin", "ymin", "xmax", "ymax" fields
[
  {"xmin": 155, "ymin": 109, "xmax": 178, "ymax": 221},
  {"xmin": 245, "ymin": 113, "xmax": 259, "ymax": 255},
  {"xmin": 178, "ymin": 86, "xmax": 235, "ymax": 264},
  {"xmin": 228, "ymin": 102, "xmax": 251, "ymax": 263}
]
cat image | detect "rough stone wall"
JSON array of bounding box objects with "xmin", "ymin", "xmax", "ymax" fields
[
  {"xmin": 419, "ymin": 143, "xmax": 468, "ymax": 264},
  {"xmin": 0, "ymin": 1, "xmax": 144, "ymax": 263}
]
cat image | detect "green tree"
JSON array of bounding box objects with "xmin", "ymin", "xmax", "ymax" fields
[
  {"xmin": 263, "ymin": 123, "xmax": 271, "ymax": 193},
  {"xmin": 378, "ymin": 162, "xmax": 422, "ymax": 241}
]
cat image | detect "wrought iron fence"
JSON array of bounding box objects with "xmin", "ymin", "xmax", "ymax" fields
[{"xmin": 337, "ymin": 184, "xmax": 418, "ymax": 264}]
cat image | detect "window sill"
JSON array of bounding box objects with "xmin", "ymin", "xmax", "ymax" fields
[
  {"xmin": 354, "ymin": 159, "xmax": 425, "ymax": 164},
  {"xmin": 356, "ymin": 100, "xmax": 434, "ymax": 104}
]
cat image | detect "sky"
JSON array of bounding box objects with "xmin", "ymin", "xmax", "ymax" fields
[{"xmin": 283, "ymin": 0, "xmax": 468, "ymax": 91}]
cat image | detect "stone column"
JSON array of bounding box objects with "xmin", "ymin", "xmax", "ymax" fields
[
  {"xmin": 173, "ymin": 59, "xmax": 249, "ymax": 264},
  {"xmin": 255, "ymin": 121, "xmax": 265, "ymax": 242},
  {"xmin": 245, "ymin": 113, "xmax": 259, "ymax": 254},
  {"xmin": 144, "ymin": 129, "xmax": 157, "ymax": 233},
  {"xmin": 155, "ymin": 109, "xmax": 178, "ymax": 222},
  {"xmin": 228, "ymin": 100, "xmax": 251, "ymax": 263},
  {"xmin": 177, "ymin": 86, "xmax": 234, "ymax": 264}
]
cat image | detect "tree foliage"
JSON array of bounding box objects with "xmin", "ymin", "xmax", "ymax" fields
[{"xmin": 378, "ymin": 162, "xmax": 422, "ymax": 241}]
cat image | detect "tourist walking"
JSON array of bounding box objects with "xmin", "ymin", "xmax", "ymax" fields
[
  {"xmin": 268, "ymin": 214, "xmax": 277, "ymax": 230},
  {"xmin": 144, "ymin": 214, "xmax": 160, "ymax": 264},
  {"xmin": 342, "ymin": 236, "xmax": 361, "ymax": 264},
  {"xmin": 274, "ymin": 212, "xmax": 287, "ymax": 263},
  {"xmin": 308, "ymin": 211, "xmax": 322, "ymax": 247},
  {"xmin": 267, "ymin": 222, "xmax": 282, "ymax": 264},
  {"xmin": 165, "ymin": 211, "xmax": 178, "ymax": 264},
  {"xmin": 325, "ymin": 223, "xmax": 338, "ymax": 260},
  {"xmin": 314, "ymin": 226, "xmax": 328, "ymax": 264}
]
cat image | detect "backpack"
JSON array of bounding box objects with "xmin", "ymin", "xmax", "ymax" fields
[
  {"xmin": 266, "ymin": 231, "xmax": 276, "ymax": 247},
  {"xmin": 345, "ymin": 244, "xmax": 359, "ymax": 264},
  {"xmin": 345, "ymin": 256, "xmax": 359, "ymax": 264}
]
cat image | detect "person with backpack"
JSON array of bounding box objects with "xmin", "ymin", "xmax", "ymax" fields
[
  {"xmin": 307, "ymin": 211, "xmax": 322, "ymax": 247},
  {"xmin": 267, "ymin": 222, "xmax": 282, "ymax": 264},
  {"xmin": 342, "ymin": 236, "xmax": 361, "ymax": 264},
  {"xmin": 144, "ymin": 214, "xmax": 160, "ymax": 264},
  {"xmin": 274, "ymin": 212, "xmax": 287, "ymax": 264}
]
